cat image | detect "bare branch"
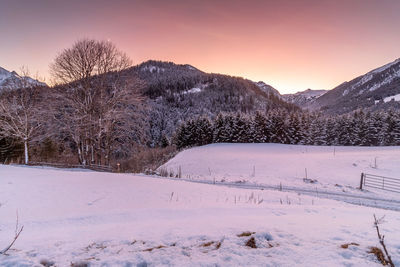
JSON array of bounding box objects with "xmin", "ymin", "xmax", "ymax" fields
[
  {"xmin": 0, "ymin": 211, "xmax": 24, "ymax": 255},
  {"xmin": 373, "ymin": 214, "xmax": 395, "ymax": 267}
]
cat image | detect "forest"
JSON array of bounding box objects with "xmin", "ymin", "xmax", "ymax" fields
[{"xmin": 174, "ymin": 110, "xmax": 400, "ymax": 149}]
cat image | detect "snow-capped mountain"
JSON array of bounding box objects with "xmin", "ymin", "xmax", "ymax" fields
[
  {"xmin": 310, "ymin": 58, "xmax": 400, "ymax": 114},
  {"xmin": 283, "ymin": 89, "xmax": 328, "ymax": 107},
  {"xmin": 0, "ymin": 66, "xmax": 46, "ymax": 90}
]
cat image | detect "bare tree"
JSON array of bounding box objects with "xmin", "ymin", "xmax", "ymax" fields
[
  {"xmin": 50, "ymin": 39, "xmax": 144, "ymax": 165},
  {"xmin": 0, "ymin": 68, "xmax": 46, "ymax": 164}
]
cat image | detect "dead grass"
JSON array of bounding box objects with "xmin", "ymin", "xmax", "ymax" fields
[
  {"xmin": 84, "ymin": 242, "xmax": 106, "ymax": 252},
  {"xmin": 70, "ymin": 261, "xmax": 89, "ymax": 267},
  {"xmin": 369, "ymin": 246, "xmax": 389, "ymax": 266},
  {"xmin": 201, "ymin": 241, "xmax": 215, "ymax": 247},
  {"xmin": 245, "ymin": 237, "xmax": 257, "ymax": 248},
  {"xmin": 200, "ymin": 240, "xmax": 222, "ymax": 250},
  {"xmin": 39, "ymin": 259, "xmax": 55, "ymax": 267},
  {"xmin": 120, "ymin": 146, "xmax": 177, "ymax": 173},
  {"xmin": 237, "ymin": 231, "xmax": 255, "ymax": 237},
  {"xmin": 340, "ymin": 242, "xmax": 360, "ymax": 249},
  {"xmin": 142, "ymin": 245, "xmax": 166, "ymax": 252}
]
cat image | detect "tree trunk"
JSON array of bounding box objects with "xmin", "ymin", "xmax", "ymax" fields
[{"xmin": 24, "ymin": 139, "xmax": 29, "ymax": 165}]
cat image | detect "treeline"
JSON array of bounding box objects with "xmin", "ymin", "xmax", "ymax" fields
[{"xmin": 173, "ymin": 110, "xmax": 400, "ymax": 149}]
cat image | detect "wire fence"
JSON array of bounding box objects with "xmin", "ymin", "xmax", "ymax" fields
[
  {"xmin": 360, "ymin": 173, "xmax": 400, "ymax": 193},
  {"xmin": 28, "ymin": 161, "xmax": 113, "ymax": 172}
]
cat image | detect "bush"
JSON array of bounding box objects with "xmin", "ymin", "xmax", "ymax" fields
[{"xmin": 119, "ymin": 146, "xmax": 177, "ymax": 173}]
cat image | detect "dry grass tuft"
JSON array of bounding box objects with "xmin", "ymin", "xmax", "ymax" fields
[
  {"xmin": 237, "ymin": 231, "xmax": 255, "ymax": 237},
  {"xmin": 143, "ymin": 245, "xmax": 166, "ymax": 252},
  {"xmin": 201, "ymin": 241, "xmax": 215, "ymax": 247},
  {"xmin": 369, "ymin": 246, "xmax": 389, "ymax": 266},
  {"xmin": 245, "ymin": 237, "xmax": 257, "ymax": 248},
  {"xmin": 70, "ymin": 261, "xmax": 89, "ymax": 267},
  {"xmin": 40, "ymin": 259, "xmax": 55, "ymax": 267},
  {"xmin": 200, "ymin": 240, "xmax": 222, "ymax": 250},
  {"xmin": 340, "ymin": 242, "xmax": 360, "ymax": 249}
]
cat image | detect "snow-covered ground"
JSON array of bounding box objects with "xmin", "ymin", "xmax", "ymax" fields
[
  {"xmin": 1, "ymin": 144, "xmax": 400, "ymax": 266},
  {"xmin": 383, "ymin": 93, "xmax": 400, "ymax": 103},
  {"xmin": 161, "ymin": 144, "xmax": 400, "ymax": 197}
]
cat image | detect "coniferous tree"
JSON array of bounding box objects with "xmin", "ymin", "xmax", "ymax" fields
[{"xmin": 252, "ymin": 112, "xmax": 268, "ymax": 142}]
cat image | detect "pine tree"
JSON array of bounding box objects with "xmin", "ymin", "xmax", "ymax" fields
[
  {"xmin": 252, "ymin": 112, "xmax": 268, "ymax": 142},
  {"xmin": 286, "ymin": 113, "xmax": 301, "ymax": 144}
]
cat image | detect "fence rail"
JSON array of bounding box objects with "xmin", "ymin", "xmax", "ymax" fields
[
  {"xmin": 360, "ymin": 173, "xmax": 400, "ymax": 193},
  {"xmin": 28, "ymin": 162, "xmax": 113, "ymax": 172}
]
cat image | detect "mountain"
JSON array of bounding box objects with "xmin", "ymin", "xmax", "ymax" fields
[
  {"xmin": 122, "ymin": 60, "xmax": 298, "ymax": 146},
  {"xmin": 283, "ymin": 89, "xmax": 328, "ymax": 107},
  {"xmin": 255, "ymin": 81, "xmax": 281, "ymax": 98},
  {"xmin": 0, "ymin": 66, "xmax": 46, "ymax": 91},
  {"xmin": 309, "ymin": 58, "xmax": 400, "ymax": 114}
]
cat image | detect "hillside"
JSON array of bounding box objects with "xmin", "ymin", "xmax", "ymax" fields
[
  {"xmin": 160, "ymin": 143, "xmax": 400, "ymax": 199},
  {"xmin": 123, "ymin": 61, "xmax": 298, "ymax": 146},
  {"xmin": 283, "ymin": 89, "xmax": 328, "ymax": 107},
  {"xmin": 254, "ymin": 81, "xmax": 281, "ymax": 98},
  {"xmin": 310, "ymin": 58, "xmax": 400, "ymax": 114}
]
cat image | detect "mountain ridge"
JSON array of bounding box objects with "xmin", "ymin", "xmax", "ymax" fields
[
  {"xmin": 0, "ymin": 66, "xmax": 46, "ymax": 91},
  {"xmin": 309, "ymin": 58, "xmax": 400, "ymax": 114}
]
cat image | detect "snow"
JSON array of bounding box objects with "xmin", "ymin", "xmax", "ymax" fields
[
  {"xmin": 181, "ymin": 83, "xmax": 208, "ymax": 95},
  {"xmin": 0, "ymin": 66, "xmax": 46, "ymax": 89},
  {"xmin": 370, "ymin": 58, "xmax": 400, "ymax": 75},
  {"xmin": 0, "ymin": 67, "xmax": 12, "ymax": 85},
  {"xmin": 347, "ymin": 58, "xmax": 400, "ymax": 93},
  {"xmin": 383, "ymin": 93, "xmax": 400, "ymax": 103},
  {"xmin": 298, "ymin": 89, "xmax": 327, "ymax": 98},
  {"xmin": 141, "ymin": 65, "xmax": 165, "ymax": 73},
  {"xmin": 183, "ymin": 87, "xmax": 202, "ymax": 94},
  {"xmin": 368, "ymin": 67, "xmax": 400, "ymax": 92},
  {"xmin": 1, "ymin": 144, "xmax": 400, "ymax": 266},
  {"xmin": 186, "ymin": 65, "xmax": 197, "ymax": 71},
  {"xmin": 161, "ymin": 144, "xmax": 400, "ymax": 195}
]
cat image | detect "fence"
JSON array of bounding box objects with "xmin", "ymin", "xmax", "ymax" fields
[
  {"xmin": 28, "ymin": 162, "xmax": 113, "ymax": 172},
  {"xmin": 360, "ymin": 173, "xmax": 400, "ymax": 193}
]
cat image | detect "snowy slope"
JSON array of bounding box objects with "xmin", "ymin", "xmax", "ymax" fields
[
  {"xmin": 283, "ymin": 89, "xmax": 328, "ymax": 107},
  {"xmin": 0, "ymin": 66, "xmax": 45, "ymax": 91},
  {"xmin": 1, "ymin": 159, "xmax": 400, "ymax": 265},
  {"xmin": 310, "ymin": 58, "xmax": 400, "ymax": 114},
  {"xmin": 161, "ymin": 144, "xmax": 400, "ymax": 201}
]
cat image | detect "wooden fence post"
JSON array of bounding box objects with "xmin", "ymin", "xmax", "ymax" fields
[{"xmin": 360, "ymin": 173, "xmax": 364, "ymax": 190}]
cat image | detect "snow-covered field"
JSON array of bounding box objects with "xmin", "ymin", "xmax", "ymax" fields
[
  {"xmin": 161, "ymin": 144, "xmax": 400, "ymax": 197},
  {"xmin": 0, "ymin": 144, "xmax": 400, "ymax": 266}
]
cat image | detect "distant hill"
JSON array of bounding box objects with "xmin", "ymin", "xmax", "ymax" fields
[
  {"xmin": 122, "ymin": 60, "xmax": 298, "ymax": 146},
  {"xmin": 0, "ymin": 66, "xmax": 46, "ymax": 91},
  {"xmin": 309, "ymin": 58, "xmax": 400, "ymax": 114},
  {"xmin": 283, "ymin": 89, "xmax": 328, "ymax": 108}
]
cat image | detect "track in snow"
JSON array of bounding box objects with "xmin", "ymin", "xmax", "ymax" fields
[{"xmin": 143, "ymin": 174, "xmax": 400, "ymax": 212}]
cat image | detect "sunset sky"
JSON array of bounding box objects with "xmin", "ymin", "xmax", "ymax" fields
[{"xmin": 1, "ymin": 0, "xmax": 400, "ymax": 93}]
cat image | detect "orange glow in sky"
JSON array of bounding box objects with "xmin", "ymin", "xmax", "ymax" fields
[{"xmin": 1, "ymin": 0, "xmax": 400, "ymax": 93}]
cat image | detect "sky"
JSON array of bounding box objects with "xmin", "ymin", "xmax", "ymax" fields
[{"xmin": 1, "ymin": 0, "xmax": 400, "ymax": 94}]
